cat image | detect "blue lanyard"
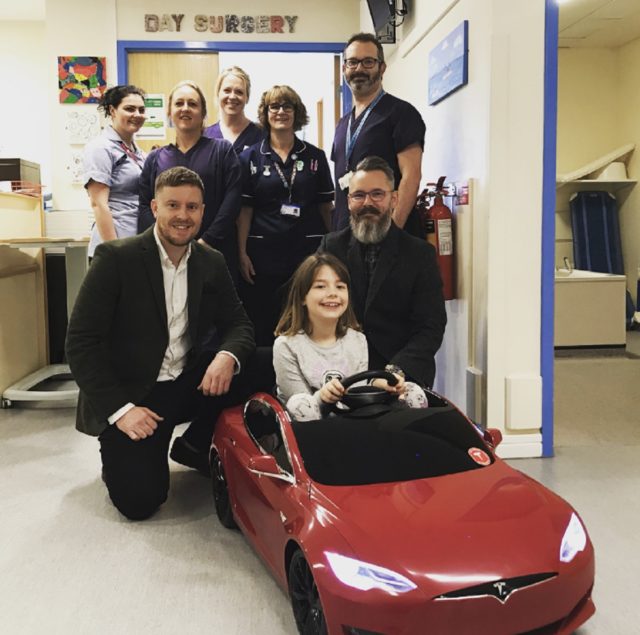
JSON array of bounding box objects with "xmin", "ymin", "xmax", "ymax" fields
[{"xmin": 345, "ymin": 90, "xmax": 385, "ymax": 166}]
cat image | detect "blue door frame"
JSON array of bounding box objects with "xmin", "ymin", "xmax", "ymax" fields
[
  {"xmin": 542, "ymin": 0, "xmax": 558, "ymax": 457},
  {"xmin": 117, "ymin": 40, "xmax": 345, "ymax": 84}
]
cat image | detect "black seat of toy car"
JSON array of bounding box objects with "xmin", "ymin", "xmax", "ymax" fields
[{"xmin": 291, "ymin": 406, "xmax": 492, "ymax": 486}]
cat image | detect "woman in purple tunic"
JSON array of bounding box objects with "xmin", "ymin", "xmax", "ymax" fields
[
  {"xmin": 138, "ymin": 80, "xmax": 242, "ymax": 276},
  {"xmin": 204, "ymin": 66, "xmax": 263, "ymax": 154}
]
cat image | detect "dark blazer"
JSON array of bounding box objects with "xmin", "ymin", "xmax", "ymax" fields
[
  {"xmin": 66, "ymin": 227, "xmax": 255, "ymax": 436},
  {"xmin": 319, "ymin": 224, "xmax": 446, "ymax": 387}
]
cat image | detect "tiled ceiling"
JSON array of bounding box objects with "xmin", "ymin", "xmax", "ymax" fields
[{"xmin": 559, "ymin": 0, "xmax": 640, "ymax": 48}]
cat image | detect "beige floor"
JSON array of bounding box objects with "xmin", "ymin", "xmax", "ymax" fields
[{"xmin": 1, "ymin": 340, "xmax": 639, "ymax": 634}]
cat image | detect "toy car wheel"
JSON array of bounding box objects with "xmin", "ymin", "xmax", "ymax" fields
[
  {"xmin": 210, "ymin": 449, "xmax": 237, "ymax": 529},
  {"xmin": 288, "ymin": 550, "xmax": 328, "ymax": 635}
]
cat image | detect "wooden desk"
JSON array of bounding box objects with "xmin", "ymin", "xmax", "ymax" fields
[
  {"xmin": 1, "ymin": 237, "xmax": 89, "ymax": 317},
  {"xmin": 0, "ymin": 227, "xmax": 89, "ymax": 408}
]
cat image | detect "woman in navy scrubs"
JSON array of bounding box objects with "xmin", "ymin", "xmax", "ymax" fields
[
  {"xmin": 138, "ymin": 80, "xmax": 242, "ymax": 277},
  {"xmin": 203, "ymin": 66, "xmax": 263, "ymax": 154},
  {"xmin": 238, "ymin": 85, "xmax": 335, "ymax": 345}
]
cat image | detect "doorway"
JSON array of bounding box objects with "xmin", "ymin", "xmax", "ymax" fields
[{"xmin": 119, "ymin": 41, "xmax": 344, "ymax": 162}]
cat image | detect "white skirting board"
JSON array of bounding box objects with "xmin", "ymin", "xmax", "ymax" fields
[{"xmin": 495, "ymin": 433, "xmax": 543, "ymax": 459}]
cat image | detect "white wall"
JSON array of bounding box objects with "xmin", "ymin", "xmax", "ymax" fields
[
  {"xmin": 556, "ymin": 41, "xmax": 640, "ymax": 301},
  {"xmin": 557, "ymin": 48, "xmax": 620, "ymax": 175},
  {"xmin": 616, "ymin": 37, "xmax": 640, "ymax": 303},
  {"xmin": 116, "ymin": 0, "xmax": 359, "ymax": 42},
  {"xmin": 365, "ymin": 0, "xmax": 547, "ymax": 455},
  {"xmin": 0, "ymin": 21, "xmax": 50, "ymax": 188},
  {"xmin": 45, "ymin": 0, "xmax": 118, "ymax": 212}
]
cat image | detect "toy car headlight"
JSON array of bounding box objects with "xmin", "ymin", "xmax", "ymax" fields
[
  {"xmin": 325, "ymin": 552, "xmax": 417, "ymax": 594},
  {"xmin": 559, "ymin": 512, "xmax": 587, "ymax": 563}
]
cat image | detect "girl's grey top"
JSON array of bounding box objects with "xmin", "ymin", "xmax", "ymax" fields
[{"xmin": 273, "ymin": 328, "xmax": 368, "ymax": 404}]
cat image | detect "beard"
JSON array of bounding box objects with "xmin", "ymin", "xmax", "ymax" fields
[
  {"xmin": 347, "ymin": 68, "xmax": 383, "ymax": 96},
  {"xmin": 350, "ymin": 206, "xmax": 392, "ymax": 244}
]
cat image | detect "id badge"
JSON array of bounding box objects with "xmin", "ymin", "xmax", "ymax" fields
[
  {"xmin": 338, "ymin": 170, "xmax": 354, "ymax": 191},
  {"xmin": 280, "ymin": 203, "xmax": 301, "ymax": 218}
]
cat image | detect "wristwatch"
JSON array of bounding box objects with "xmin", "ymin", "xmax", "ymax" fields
[{"xmin": 385, "ymin": 364, "xmax": 405, "ymax": 378}]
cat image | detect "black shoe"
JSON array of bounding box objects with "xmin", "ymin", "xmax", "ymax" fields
[{"xmin": 170, "ymin": 436, "xmax": 210, "ymax": 476}]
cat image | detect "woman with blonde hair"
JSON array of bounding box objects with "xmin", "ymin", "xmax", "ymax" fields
[
  {"xmin": 138, "ymin": 80, "xmax": 241, "ymax": 277},
  {"xmin": 204, "ymin": 66, "xmax": 263, "ymax": 154},
  {"xmin": 237, "ymin": 85, "xmax": 335, "ymax": 345}
]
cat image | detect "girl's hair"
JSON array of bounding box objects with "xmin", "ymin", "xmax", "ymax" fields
[
  {"xmin": 167, "ymin": 80, "xmax": 208, "ymax": 120},
  {"xmin": 98, "ymin": 85, "xmax": 145, "ymax": 118},
  {"xmin": 275, "ymin": 253, "xmax": 360, "ymax": 338},
  {"xmin": 257, "ymin": 85, "xmax": 309, "ymax": 133},
  {"xmin": 216, "ymin": 66, "xmax": 252, "ymax": 100}
]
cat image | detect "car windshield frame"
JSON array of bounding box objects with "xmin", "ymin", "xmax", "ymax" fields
[{"xmin": 291, "ymin": 405, "xmax": 494, "ymax": 486}]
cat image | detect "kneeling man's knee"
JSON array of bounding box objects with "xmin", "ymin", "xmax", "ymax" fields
[{"xmin": 106, "ymin": 482, "xmax": 168, "ymax": 521}]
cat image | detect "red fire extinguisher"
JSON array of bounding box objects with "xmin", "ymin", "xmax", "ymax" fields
[{"xmin": 416, "ymin": 176, "xmax": 455, "ymax": 300}]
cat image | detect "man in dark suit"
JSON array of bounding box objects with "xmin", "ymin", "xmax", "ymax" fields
[
  {"xmin": 319, "ymin": 156, "xmax": 446, "ymax": 387},
  {"xmin": 66, "ymin": 167, "xmax": 254, "ymax": 520}
]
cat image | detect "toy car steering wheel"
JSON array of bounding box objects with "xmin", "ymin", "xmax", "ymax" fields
[{"xmin": 336, "ymin": 369, "xmax": 399, "ymax": 411}]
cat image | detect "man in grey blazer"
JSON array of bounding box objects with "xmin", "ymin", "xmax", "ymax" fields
[
  {"xmin": 66, "ymin": 167, "xmax": 254, "ymax": 520},
  {"xmin": 319, "ymin": 156, "xmax": 446, "ymax": 387}
]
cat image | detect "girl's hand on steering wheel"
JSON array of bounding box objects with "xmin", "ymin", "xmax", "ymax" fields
[{"xmin": 319, "ymin": 378, "xmax": 345, "ymax": 404}]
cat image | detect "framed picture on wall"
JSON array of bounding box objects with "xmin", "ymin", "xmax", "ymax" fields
[
  {"xmin": 58, "ymin": 56, "xmax": 107, "ymax": 104},
  {"xmin": 428, "ymin": 21, "xmax": 469, "ymax": 105}
]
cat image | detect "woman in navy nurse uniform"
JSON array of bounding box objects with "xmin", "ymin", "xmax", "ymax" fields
[
  {"xmin": 137, "ymin": 80, "xmax": 242, "ymax": 277},
  {"xmin": 83, "ymin": 85, "xmax": 147, "ymax": 258},
  {"xmin": 238, "ymin": 85, "xmax": 335, "ymax": 346},
  {"xmin": 203, "ymin": 66, "xmax": 263, "ymax": 154}
]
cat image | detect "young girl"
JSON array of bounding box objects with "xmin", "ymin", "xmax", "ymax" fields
[{"xmin": 273, "ymin": 253, "xmax": 428, "ymax": 421}]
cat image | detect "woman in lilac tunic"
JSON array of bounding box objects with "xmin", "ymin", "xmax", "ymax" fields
[{"xmin": 83, "ymin": 85, "xmax": 146, "ymax": 258}]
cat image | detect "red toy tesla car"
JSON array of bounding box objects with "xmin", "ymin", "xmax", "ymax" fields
[{"xmin": 209, "ymin": 371, "xmax": 595, "ymax": 635}]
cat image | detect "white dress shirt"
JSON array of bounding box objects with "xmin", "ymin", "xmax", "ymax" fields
[{"xmin": 108, "ymin": 229, "xmax": 240, "ymax": 424}]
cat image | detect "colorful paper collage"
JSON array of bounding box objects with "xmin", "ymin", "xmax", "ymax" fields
[{"xmin": 58, "ymin": 56, "xmax": 107, "ymax": 104}]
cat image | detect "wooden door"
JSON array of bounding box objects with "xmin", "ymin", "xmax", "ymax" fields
[{"xmin": 128, "ymin": 52, "xmax": 219, "ymax": 153}]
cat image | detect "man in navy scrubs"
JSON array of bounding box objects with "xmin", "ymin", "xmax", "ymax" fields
[{"xmin": 332, "ymin": 32, "xmax": 426, "ymax": 235}]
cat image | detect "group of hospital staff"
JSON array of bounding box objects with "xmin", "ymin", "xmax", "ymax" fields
[{"xmin": 82, "ymin": 32, "xmax": 426, "ymax": 345}]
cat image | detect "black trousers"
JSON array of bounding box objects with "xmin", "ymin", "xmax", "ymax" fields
[
  {"xmin": 98, "ymin": 359, "xmax": 214, "ymax": 521},
  {"xmin": 98, "ymin": 349, "xmax": 275, "ymax": 521}
]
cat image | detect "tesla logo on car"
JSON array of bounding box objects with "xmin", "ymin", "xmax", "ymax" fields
[
  {"xmin": 468, "ymin": 447, "xmax": 491, "ymax": 466},
  {"xmin": 493, "ymin": 582, "xmax": 507, "ymax": 597}
]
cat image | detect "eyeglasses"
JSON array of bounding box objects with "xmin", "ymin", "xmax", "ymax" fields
[
  {"xmin": 348, "ymin": 189, "xmax": 391, "ymax": 203},
  {"xmin": 344, "ymin": 57, "xmax": 381, "ymax": 69},
  {"xmin": 268, "ymin": 102, "xmax": 295, "ymax": 113}
]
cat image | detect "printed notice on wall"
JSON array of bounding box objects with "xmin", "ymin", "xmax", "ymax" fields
[{"xmin": 137, "ymin": 94, "xmax": 166, "ymax": 140}]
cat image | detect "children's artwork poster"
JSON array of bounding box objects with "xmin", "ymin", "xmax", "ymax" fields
[
  {"xmin": 58, "ymin": 56, "xmax": 107, "ymax": 104},
  {"xmin": 65, "ymin": 110, "xmax": 101, "ymax": 144},
  {"xmin": 428, "ymin": 21, "xmax": 469, "ymax": 106},
  {"xmin": 136, "ymin": 94, "xmax": 167, "ymax": 140}
]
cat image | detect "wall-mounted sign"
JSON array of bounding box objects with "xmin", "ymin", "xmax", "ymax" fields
[
  {"xmin": 428, "ymin": 21, "xmax": 469, "ymax": 106},
  {"xmin": 137, "ymin": 94, "xmax": 166, "ymax": 140},
  {"xmin": 144, "ymin": 14, "xmax": 299, "ymax": 34}
]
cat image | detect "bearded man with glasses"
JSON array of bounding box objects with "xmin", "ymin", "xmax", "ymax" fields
[
  {"xmin": 331, "ymin": 32, "xmax": 426, "ymax": 237},
  {"xmin": 319, "ymin": 156, "xmax": 446, "ymax": 388}
]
